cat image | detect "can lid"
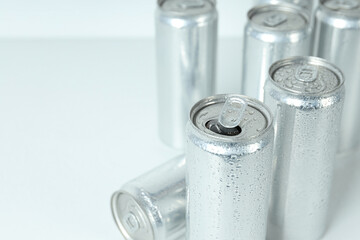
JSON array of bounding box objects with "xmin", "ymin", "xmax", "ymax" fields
[
  {"xmin": 190, "ymin": 95, "xmax": 272, "ymax": 141},
  {"xmin": 111, "ymin": 191, "xmax": 154, "ymax": 240},
  {"xmin": 322, "ymin": 0, "xmax": 360, "ymax": 15},
  {"xmin": 160, "ymin": 0, "xmax": 215, "ymax": 16},
  {"xmin": 269, "ymin": 56, "xmax": 344, "ymax": 95},
  {"xmin": 291, "ymin": 0, "xmax": 314, "ymax": 10},
  {"xmin": 248, "ymin": 4, "xmax": 308, "ymax": 31}
]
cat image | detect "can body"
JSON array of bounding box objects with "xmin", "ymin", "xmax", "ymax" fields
[
  {"xmin": 111, "ymin": 155, "xmax": 186, "ymax": 240},
  {"xmin": 186, "ymin": 94, "xmax": 274, "ymax": 240},
  {"xmin": 313, "ymin": 0, "xmax": 360, "ymax": 154},
  {"xmin": 156, "ymin": 0, "xmax": 217, "ymax": 149},
  {"xmin": 242, "ymin": 3, "xmax": 311, "ymax": 101},
  {"xmin": 264, "ymin": 56, "xmax": 345, "ymax": 240}
]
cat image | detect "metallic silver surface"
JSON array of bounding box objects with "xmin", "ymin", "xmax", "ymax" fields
[
  {"xmin": 156, "ymin": 0, "xmax": 217, "ymax": 149},
  {"xmin": 256, "ymin": 0, "xmax": 315, "ymax": 13},
  {"xmin": 313, "ymin": 0, "xmax": 360, "ymax": 154},
  {"xmin": 186, "ymin": 94, "xmax": 274, "ymax": 240},
  {"xmin": 111, "ymin": 155, "xmax": 186, "ymax": 240},
  {"xmin": 242, "ymin": 3, "xmax": 312, "ymax": 101},
  {"xmin": 264, "ymin": 56, "xmax": 345, "ymax": 240}
]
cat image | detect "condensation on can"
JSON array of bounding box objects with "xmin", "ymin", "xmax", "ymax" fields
[
  {"xmin": 111, "ymin": 155, "xmax": 186, "ymax": 240},
  {"xmin": 186, "ymin": 94, "xmax": 274, "ymax": 240},
  {"xmin": 313, "ymin": 0, "xmax": 360, "ymax": 154},
  {"xmin": 156, "ymin": 0, "xmax": 217, "ymax": 149},
  {"xmin": 264, "ymin": 56, "xmax": 345, "ymax": 240},
  {"xmin": 242, "ymin": 3, "xmax": 311, "ymax": 101}
]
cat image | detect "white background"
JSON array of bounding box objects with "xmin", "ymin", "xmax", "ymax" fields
[
  {"xmin": 0, "ymin": 0, "xmax": 359, "ymax": 240},
  {"xmin": 0, "ymin": 0, "xmax": 253, "ymax": 38}
]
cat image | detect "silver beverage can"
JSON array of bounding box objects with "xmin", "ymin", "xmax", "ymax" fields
[
  {"xmin": 256, "ymin": 0, "xmax": 315, "ymax": 14},
  {"xmin": 264, "ymin": 56, "xmax": 345, "ymax": 240},
  {"xmin": 111, "ymin": 155, "xmax": 186, "ymax": 240},
  {"xmin": 156, "ymin": 0, "xmax": 217, "ymax": 149},
  {"xmin": 242, "ymin": 3, "xmax": 311, "ymax": 101},
  {"xmin": 313, "ymin": 0, "xmax": 360, "ymax": 154},
  {"xmin": 186, "ymin": 94, "xmax": 274, "ymax": 240}
]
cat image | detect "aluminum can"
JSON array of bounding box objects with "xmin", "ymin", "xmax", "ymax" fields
[
  {"xmin": 313, "ymin": 0, "xmax": 360, "ymax": 154},
  {"xmin": 111, "ymin": 155, "xmax": 186, "ymax": 240},
  {"xmin": 186, "ymin": 94, "xmax": 274, "ymax": 240},
  {"xmin": 256, "ymin": 0, "xmax": 315, "ymax": 14},
  {"xmin": 264, "ymin": 56, "xmax": 345, "ymax": 240},
  {"xmin": 156, "ymin": 0, "xmax": 217, "ymax": 149},
  {"xmin": 242, "ymin": 3, "xmax": 311, "ymax": 101}
]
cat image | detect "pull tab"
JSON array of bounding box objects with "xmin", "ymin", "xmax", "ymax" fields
[
  {"xmin": 218, "ymin": 96, "xmax": 247, "ymax": 129},
  {"xmin": 263, "ymin": 14, "xmax": 287, "ymax": 27},
  {"xmin": 178, "ymin": 0, "xmax": 205, "ymax": 9},
  {"xmin": 295, "ymin": 65, "xmax": 318, "ymax": 82}
]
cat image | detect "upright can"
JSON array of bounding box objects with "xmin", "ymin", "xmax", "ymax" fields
[
  {"xmin": 313, "ymin": 0, "xmax": 360, "ymax": 154},
  {"xmin": 156, "ymin": 0, "xmax": 217, "ymax": 149},
  {"xmin": 256, "ymin": 0, "xmax": 315, "ymax": 14},
  {"xmin": 111, "ymin": 155, "xmax": 186, "ymax": 240},
  {"xmin": 242, "ymin": 3, "xmax": 311, "ymax": 101},
  {"xmin": 186, "ymin": 94, "xmax": 274, "ymax": 240},
  {"xmin": 264, "ymin": 56, "xmax": 345, "ymax": 240}
]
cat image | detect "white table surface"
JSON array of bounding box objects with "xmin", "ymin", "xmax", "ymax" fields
[{"xmin": 0, "ymin": 38, "xmax": 359, "ymax": 240}]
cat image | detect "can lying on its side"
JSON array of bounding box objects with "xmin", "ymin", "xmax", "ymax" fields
[
  {"xmin": 156, "ymin": 0, "xmax": 217, "ymax": 149},
  {"xmin": 313, "ymin": 0, "xmax": 360, "ymax": 154},
  {"xmin": 186, "ymin": 94, "xmax": 274, "ymax": 240},
  {"xmin": 242, "ymin": 3, "xmax": 311, "ymax": 101},
  {"xmin": 264, "ymin": 56, "xmax": 345, "ymax": 240},
  {"xmin": 111, "ymin": 155, "xmax": 186, "ymax": 240}
]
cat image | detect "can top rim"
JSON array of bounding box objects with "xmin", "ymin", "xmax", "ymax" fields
[
  {"xmin": 111, "ymin": 191, "xmax": 154, "ymax": 240},
  {"xmin": 268, "ymin": 56, "xmax": 345, "ymax": 96},
  {"xmin": 158, "ymin": 0, "xmax": 216, "ymax": 6},
  {"xmin": 247, "ymin": 3, "xmax": 309, "ymax": 31},
  {"xmin": 158, "ymin": 0, "xmax": 216, "ymax": 16},
  {"xmin": 189, "ymin": 94, "xmax": 273, "ymax": 143},
  {"xmin": 320, "ymin": 0, "xmax": 360, "ymax": 17}
]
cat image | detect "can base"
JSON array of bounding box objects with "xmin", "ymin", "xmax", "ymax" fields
[{"xmin": 111, "ymin": 191, "xmax": 154, "ymax": 240}]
